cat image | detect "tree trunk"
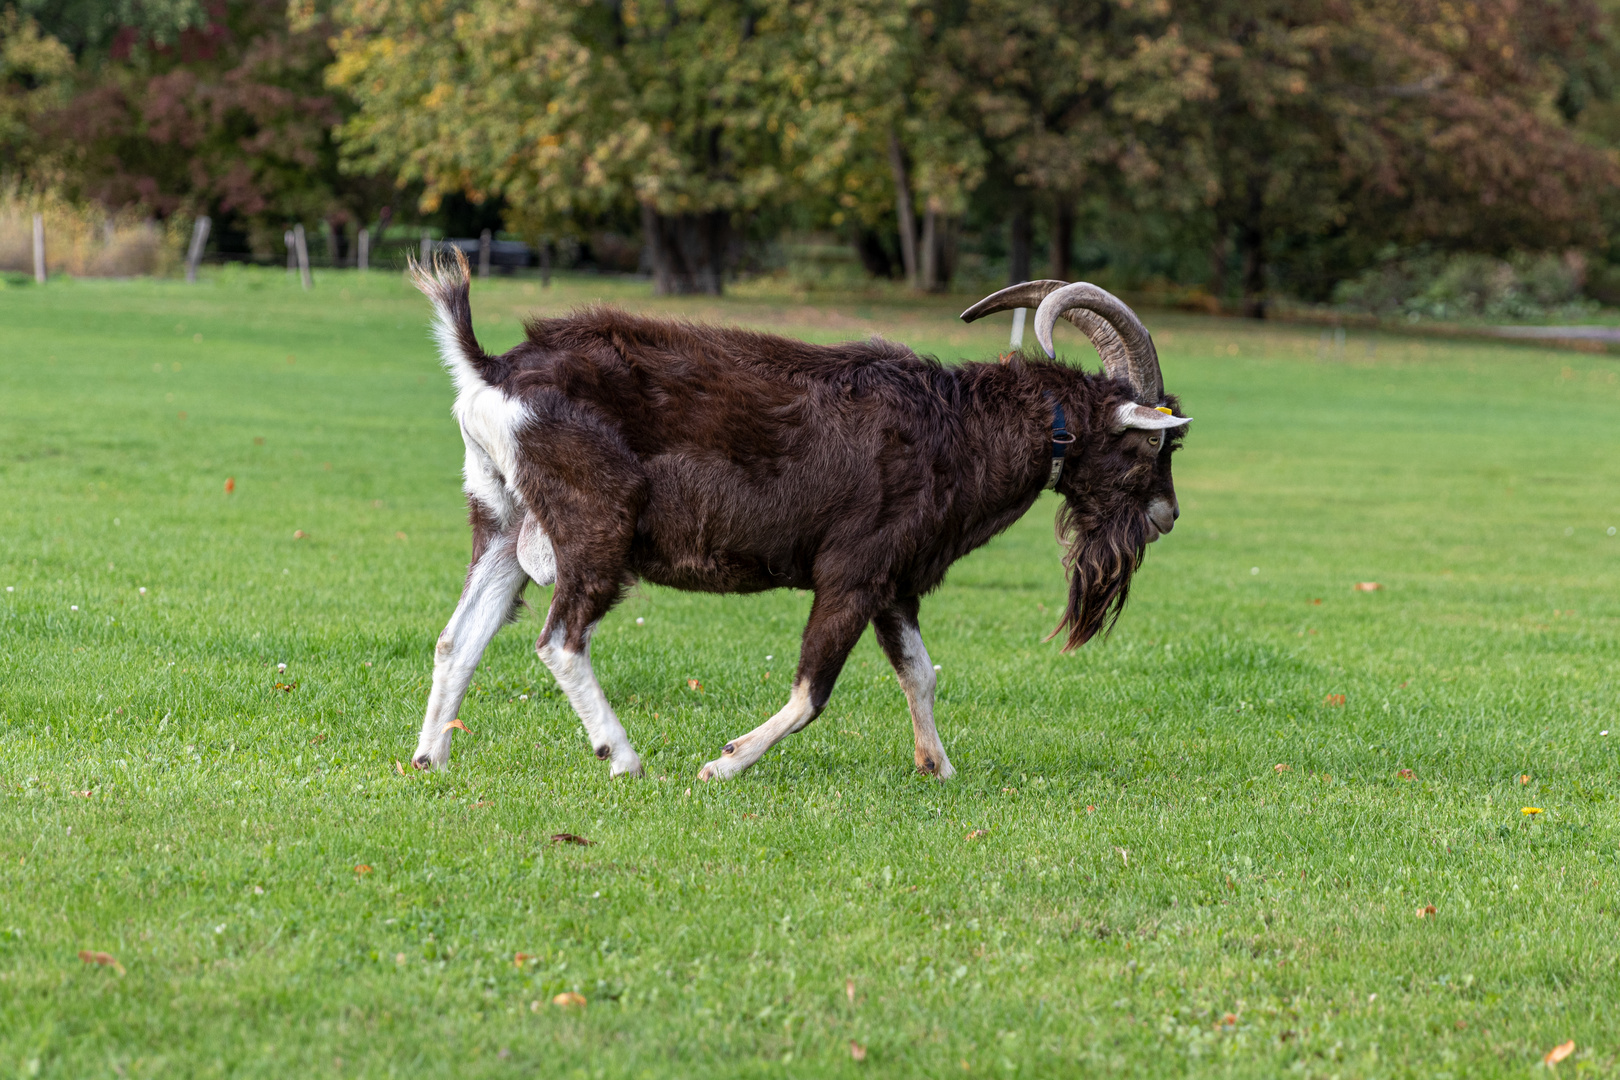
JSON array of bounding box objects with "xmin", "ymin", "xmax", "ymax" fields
[
  {"xmin": 1207, "ymin": 229, "xmax": 1228, "ymax": 301},
  {"xmin": 920, "ymin": 208, "xmax": 938, "ymax": 291},
  {"xmin": 643, "ymin": 204, "xmax": 729, "ymax": 295},
  {"xmin": 887, "ymin": 127, "xmax": 919, "ymax": 289},
  {"xmin": 1048, "ymin": 201, "xmax": 1074, "ymax": 281},
  {"xmin": 1008, "ymin": 204, "xmax": 1032, "ymax": 284},
  {"xmin": 1237, "ymin": 184, "xmax": 1266, "ymax": 318}
]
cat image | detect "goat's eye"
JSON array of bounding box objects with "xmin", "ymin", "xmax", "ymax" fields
[{"xmin": 1147, "ymin": 436, "xmax": 1160, "ymax": 447}]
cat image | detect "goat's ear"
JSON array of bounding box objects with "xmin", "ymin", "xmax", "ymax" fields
[{"xmin": 1114, "ymin": 403, "xmax": 1192, "ymax": 432}]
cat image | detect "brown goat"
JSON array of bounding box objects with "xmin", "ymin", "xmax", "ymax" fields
[{"xmin": 407, "ymin": 253, "xmax": 1190, "ymax": 780}]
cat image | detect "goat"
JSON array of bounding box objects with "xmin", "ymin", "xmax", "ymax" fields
[{"xmin": 407, "ymin": 253, "xmax": 1191, "ymax": 781}]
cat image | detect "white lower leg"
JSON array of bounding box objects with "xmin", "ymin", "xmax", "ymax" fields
[
  {"xmin": 412, "ymin": 538, "xmax": 529, "ymax": 769},
  {"xmin": 537, "ymin": 624, "xmax": 641, "ymax": 777},
  {"xmin": 698, "ymin": 681, "xmax": 817, "ymax": 781},
  {"xmin": 890, "ymin": 623, "xmax": 953, "ymax": 779}
]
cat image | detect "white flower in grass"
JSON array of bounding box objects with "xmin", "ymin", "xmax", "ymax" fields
[{"xmin": 635, "ymin": 617, "xmax": 644, "ymax": 625}]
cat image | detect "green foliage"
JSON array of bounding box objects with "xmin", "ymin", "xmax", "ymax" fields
[
  {"xmin": 0, "ymin": 9, "xmax": 72, "ymax": 166},
  {"xmin": 1334, "ymin": 252, "xmax": 1597, "ymax": 321},
  {"xmin": 13, "ymin": 0, "xmax": 208, "ymax": 54},
  {"xmin": 3, "ymin": 272, "xmax": 1620, "ymax": 1074}
]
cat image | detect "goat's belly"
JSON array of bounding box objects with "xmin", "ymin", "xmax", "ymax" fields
[{"xmin": 630, "ymin": 544, "xmax": 811, "ymax": 594}]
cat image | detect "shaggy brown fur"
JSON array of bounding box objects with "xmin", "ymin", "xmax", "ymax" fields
[{"xmin": 416, "ymin": 254, "xmax": 1186, "ymax": 775}]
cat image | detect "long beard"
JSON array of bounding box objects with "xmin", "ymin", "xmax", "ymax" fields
[{"xmin": 1048, "ymin": 499, "xmax": 1149, "ymax": 652}]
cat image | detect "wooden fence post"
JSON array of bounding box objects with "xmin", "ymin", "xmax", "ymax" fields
[
  {"xmin": 293, "ymin": 223, "xmax": 312, "ymax": 291},
  {"xmin": 420, "ymin": 231, "xmax": 432, "ymax": 266},
  {"xmin": 478, "ymin": 229, "xmax": 492, "ymax": 278},
  {"xmin": 185, "ymin": 216, "xmax": 211, "ymax": 283},
  {"xmin": 33, "ymin": 213, "xmax": 46, "ymax": 283},
  {"xmin": 357, "ymin": 228, "xmax": 370, "ymax": 272},
  {"xmin": 540, "ymin": 237, "xmax": 552, "ymax": 287},
  {"xmin": 285, "ymin": 230, "xmax": 296, "ymax": 274}
]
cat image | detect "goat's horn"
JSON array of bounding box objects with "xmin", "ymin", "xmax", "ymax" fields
[
  {"xmin": 1033, "ymin": 282, "xmax": 1163, "ymax": 403},
  {"xmin": 961, "ymin": 280, "xmax": 1131, "ymax": 371},
  {"xmin": 959, "ymin": 280, "xmax": 1070, "ymax": 322}
]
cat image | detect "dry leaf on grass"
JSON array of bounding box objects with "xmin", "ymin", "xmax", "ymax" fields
[
  {"xmin": 354, "ymin": 864, "xmax": 372, "ymax": 875},
  {"xmin": 393, "ymin": 760, "xmax": 407, "ymax": 776},
  {"xmin": 849, "ymin": 1041, "xmax": 867, "ymax": 1062},
  {"xmin": 1274, "ymin": 763, "xmax": 1290, "ymax": 773},
  {"xmin": 1353, "ymin": 582, "xmax": 1382, "ymax": 592},
  {"xmin": 687, "ymin": 679, "xmax": 703, "ymax": 692},
  {"xmin": 552, "ymin": 992, "xmax": 586, "ymax": 1009},
  {"xmin": 513, "ymin": 953, "xmax": 534, "ymax": 968},
  {"xmin": 964, "ymin": 829, "xmax": 989, "ymax": 841},
  {"xmin": 442, "ymin": 718, "xmax": 469, "ymax": 734},
  {"xmin": 78, "ymin": 950, "xmax": 125, "ymax": 975},
  {"xmin": 1544, "ymin": 1041, "xmax": 1576, "ymax": 1066},
  {"xmin": 550, "ymin": 833, "xmax": 592, "ymax": 846},
  {"xmin": 845, "ymin": 978, "xmax": 856, "ymax": 1004},
  {"xmin": 224, "ymin": 477, "xmax": 235, "ymax": 493},
  {"xmin": 1323, "ymin": 693, "xmax": 1346, "ymax": 706},
  {"xmin": 1416, "ymin": 904, "xmax": 1436, "ymax": 918},
  {"xmin": 1397, "ymin": 768, "xmax": 1414, "ymax": 779},
  {"xmin": 293, "ymin": 530, "xmax": 307, "ymax": 540},
  {"xmin": 71, "ymin": 790, "xmax": 91, "ymax": 798},
  {"xmin": 1520, "ymin": 774, "xmax": 1532, "ymax": 785}
]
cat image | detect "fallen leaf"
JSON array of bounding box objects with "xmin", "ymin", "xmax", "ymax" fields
[
  {"xmin": 393, "ymin": 760, "xmax": 407, "ymax": 776},
  {"xmin": 850, "ymin": 1041, "xmax": 867, "ymax": 1062},
  {"xmin": 354, "ymin": 864, "xmax": 372, "ymax": 875},
  {"xmin": 550, "ymin": 833, "xmax": 592, "ymax": 846},
  {"xmin": 1397, "ymin": 768, "xmax": 1414, "ymax": 779},
  {"xmin": 1323, "ymin": 693, "xmax": 1346, "ymax": 707},
  {"xmin": 964, "ymin": 829, "xmax": 989, "ymax": 841},
  {"xmin": 1522, "ymin": 807, "xmax": 1543, "ymax": 816},
  {"xmin": 72, "ymin": 790, "xmax": 91, "ymax": 798},
  {"xmin": 1274, "ymin": 763, "xmax": 1290, "ymax": 773},
  {"xmin": 1221, "ymin": 1013, "xmax": 1237, "ymax": 1027},
  {"xmin": 1520, "ymin": 774, "xmax": 1532, "ymax": 785},
  {"xmin": 395, "ymin": 531, "xmax": 408, "ymax": 540},
  {"xmin": 308, "ymin": 733, "xmax": 327, "ymax": 745},
  {"xmin": 224, "ymin": 477, "xmax": 235, "ymax": 493},
  {"xmin": 1353, "ymin": 582, "xmax": 1382, "ymax": 592},
  {"xmin": 1085, "ymin": 805, "xmax": 1096, "ymax": 813},
  {"xmin": 1545, "ymin": 1040, "xmax": 1576, "ymax": 1066},
  {"xmin": 293, "ymin": 530, "xmax": 307, "ymax": 540},
  {"xmin": 845, "ymin": 978, "xmax": 856, "ymax": 1004},
  {"xmin": 78, "ymin": 950, "xmax": 125, "ymax": 975},
  {"xmin": 552, "ymin": 991, "xmax": 586, "ymax": 1009},
  {"xmin": 470, "ymin": 800, "xmax": 492, "ymax": 808},
  {"xmin": 442, "ymin": 718, "xmax": 469, "ymax": 734},
  {"xmin": 1310, "ymin": 598, "xmax": 1322, "ymax": 605},
  {"xmin": 1416, "ymin": 904, "xmax": 1436, "ymax": 918},
  {"xmin": 687, "ymin": 679, "xmax": 702, "ymax": 692},
  {"xmin": 513, "ymin": 952, "xmax": 534, "ymax": 968}
]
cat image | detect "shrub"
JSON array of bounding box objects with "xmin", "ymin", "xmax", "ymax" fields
[
  {"xmin": 0, "ymin": 188, "xmax": 183, "ymax": 277},
  {"xmin": 1334, "ymin": 251, "xmax": 1595, "ymax": 321}
]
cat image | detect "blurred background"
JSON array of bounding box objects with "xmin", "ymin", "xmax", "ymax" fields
[{"xmin": 5, "ymin": 0, "xmax": 1620, "ymax": 321}]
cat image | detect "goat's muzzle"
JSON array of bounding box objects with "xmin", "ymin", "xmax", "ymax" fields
[{"xmin": 1145, "ymin": 497, "xmax": 1178, "ymax": 541}]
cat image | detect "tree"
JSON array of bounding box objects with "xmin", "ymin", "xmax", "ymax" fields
[
  {"xmin": 1, "ymin": 9, "xmax": 74, "ymax": 174},
  {"xmin": 1182, "ymin": 0, "xmax": 1620, "ymax": 313}
]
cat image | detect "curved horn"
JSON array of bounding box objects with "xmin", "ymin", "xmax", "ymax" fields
[
  {"xmin": 959, "ymin": 280, "xmax": 1069, "ymax": 323},
  {"xmin": 1033, "ymin": 282, "xmax": 1163, "ymax": 402},
  {"xmin": 961, "ymin": 280, "xmax": 1130, "ymax": 370}
]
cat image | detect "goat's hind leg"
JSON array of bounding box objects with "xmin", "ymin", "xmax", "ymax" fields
[
  {"xmin": 872, "ymin": 597, "xmax": 954, "ymax": 780},
  {"xmin": 411, "ymin": 528, "xmax": 529, "ymax": 770}
]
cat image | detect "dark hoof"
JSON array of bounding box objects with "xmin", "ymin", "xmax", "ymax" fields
[
  {"xmin": 411, "ymin": 755, "xmax": 433, "ymax": 771},
  {"xmin": 921, "ymin": 758, "xmax": 936, "ymax": 773},
  {"xmin": 594, "ymin": 745, "xmax": 611, "ymax": 760},
  {"xmin": 721, "ymin": 743, "xmax": 736, "ymax": 756}
]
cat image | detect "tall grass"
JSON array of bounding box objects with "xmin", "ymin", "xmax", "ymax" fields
[{"xmin": 0, "ymin": 186, "xmax": 183, "ymax": 278}]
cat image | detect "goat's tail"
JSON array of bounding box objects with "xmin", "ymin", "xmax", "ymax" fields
[{"xmin": 408, "ymin": 246, "xmax": 501, "ymax": 388}]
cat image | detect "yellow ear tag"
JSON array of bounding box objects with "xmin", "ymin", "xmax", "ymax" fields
[{"xmin": 1155, "ymin": 406, "xmax": 1173, "ymax": 415}]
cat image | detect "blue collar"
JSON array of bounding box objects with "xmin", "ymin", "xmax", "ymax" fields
[{"xmin": 1044, "ymin": 392, "xmax": 1075, "ymax": 489}]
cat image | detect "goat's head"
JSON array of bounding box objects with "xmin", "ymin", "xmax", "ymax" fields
[{"xmin": 962, "ymin": 280, "xmax": 1192, "ymax": 650}]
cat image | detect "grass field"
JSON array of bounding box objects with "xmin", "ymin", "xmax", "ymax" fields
[{"xmin": 2, "ymin": 265, "xmax": 1618, "ymax": 1078}]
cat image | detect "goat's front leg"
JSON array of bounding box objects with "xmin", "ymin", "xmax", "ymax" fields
[
  {"xmin": 698, "ymin": 589, "xmax": 877, "ymax": 781},
  {"xmin": 411, "ymin": 528, "xmax": 529, "ymax": 770},
  {"xmin": 872, "ymin": 596, "xmax": 954, "ymax": 780}
]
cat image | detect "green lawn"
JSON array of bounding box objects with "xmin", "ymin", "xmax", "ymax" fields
[{"xmin": 2, "ymin": 266, "xmax": 1617, "ymax": 1078}]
